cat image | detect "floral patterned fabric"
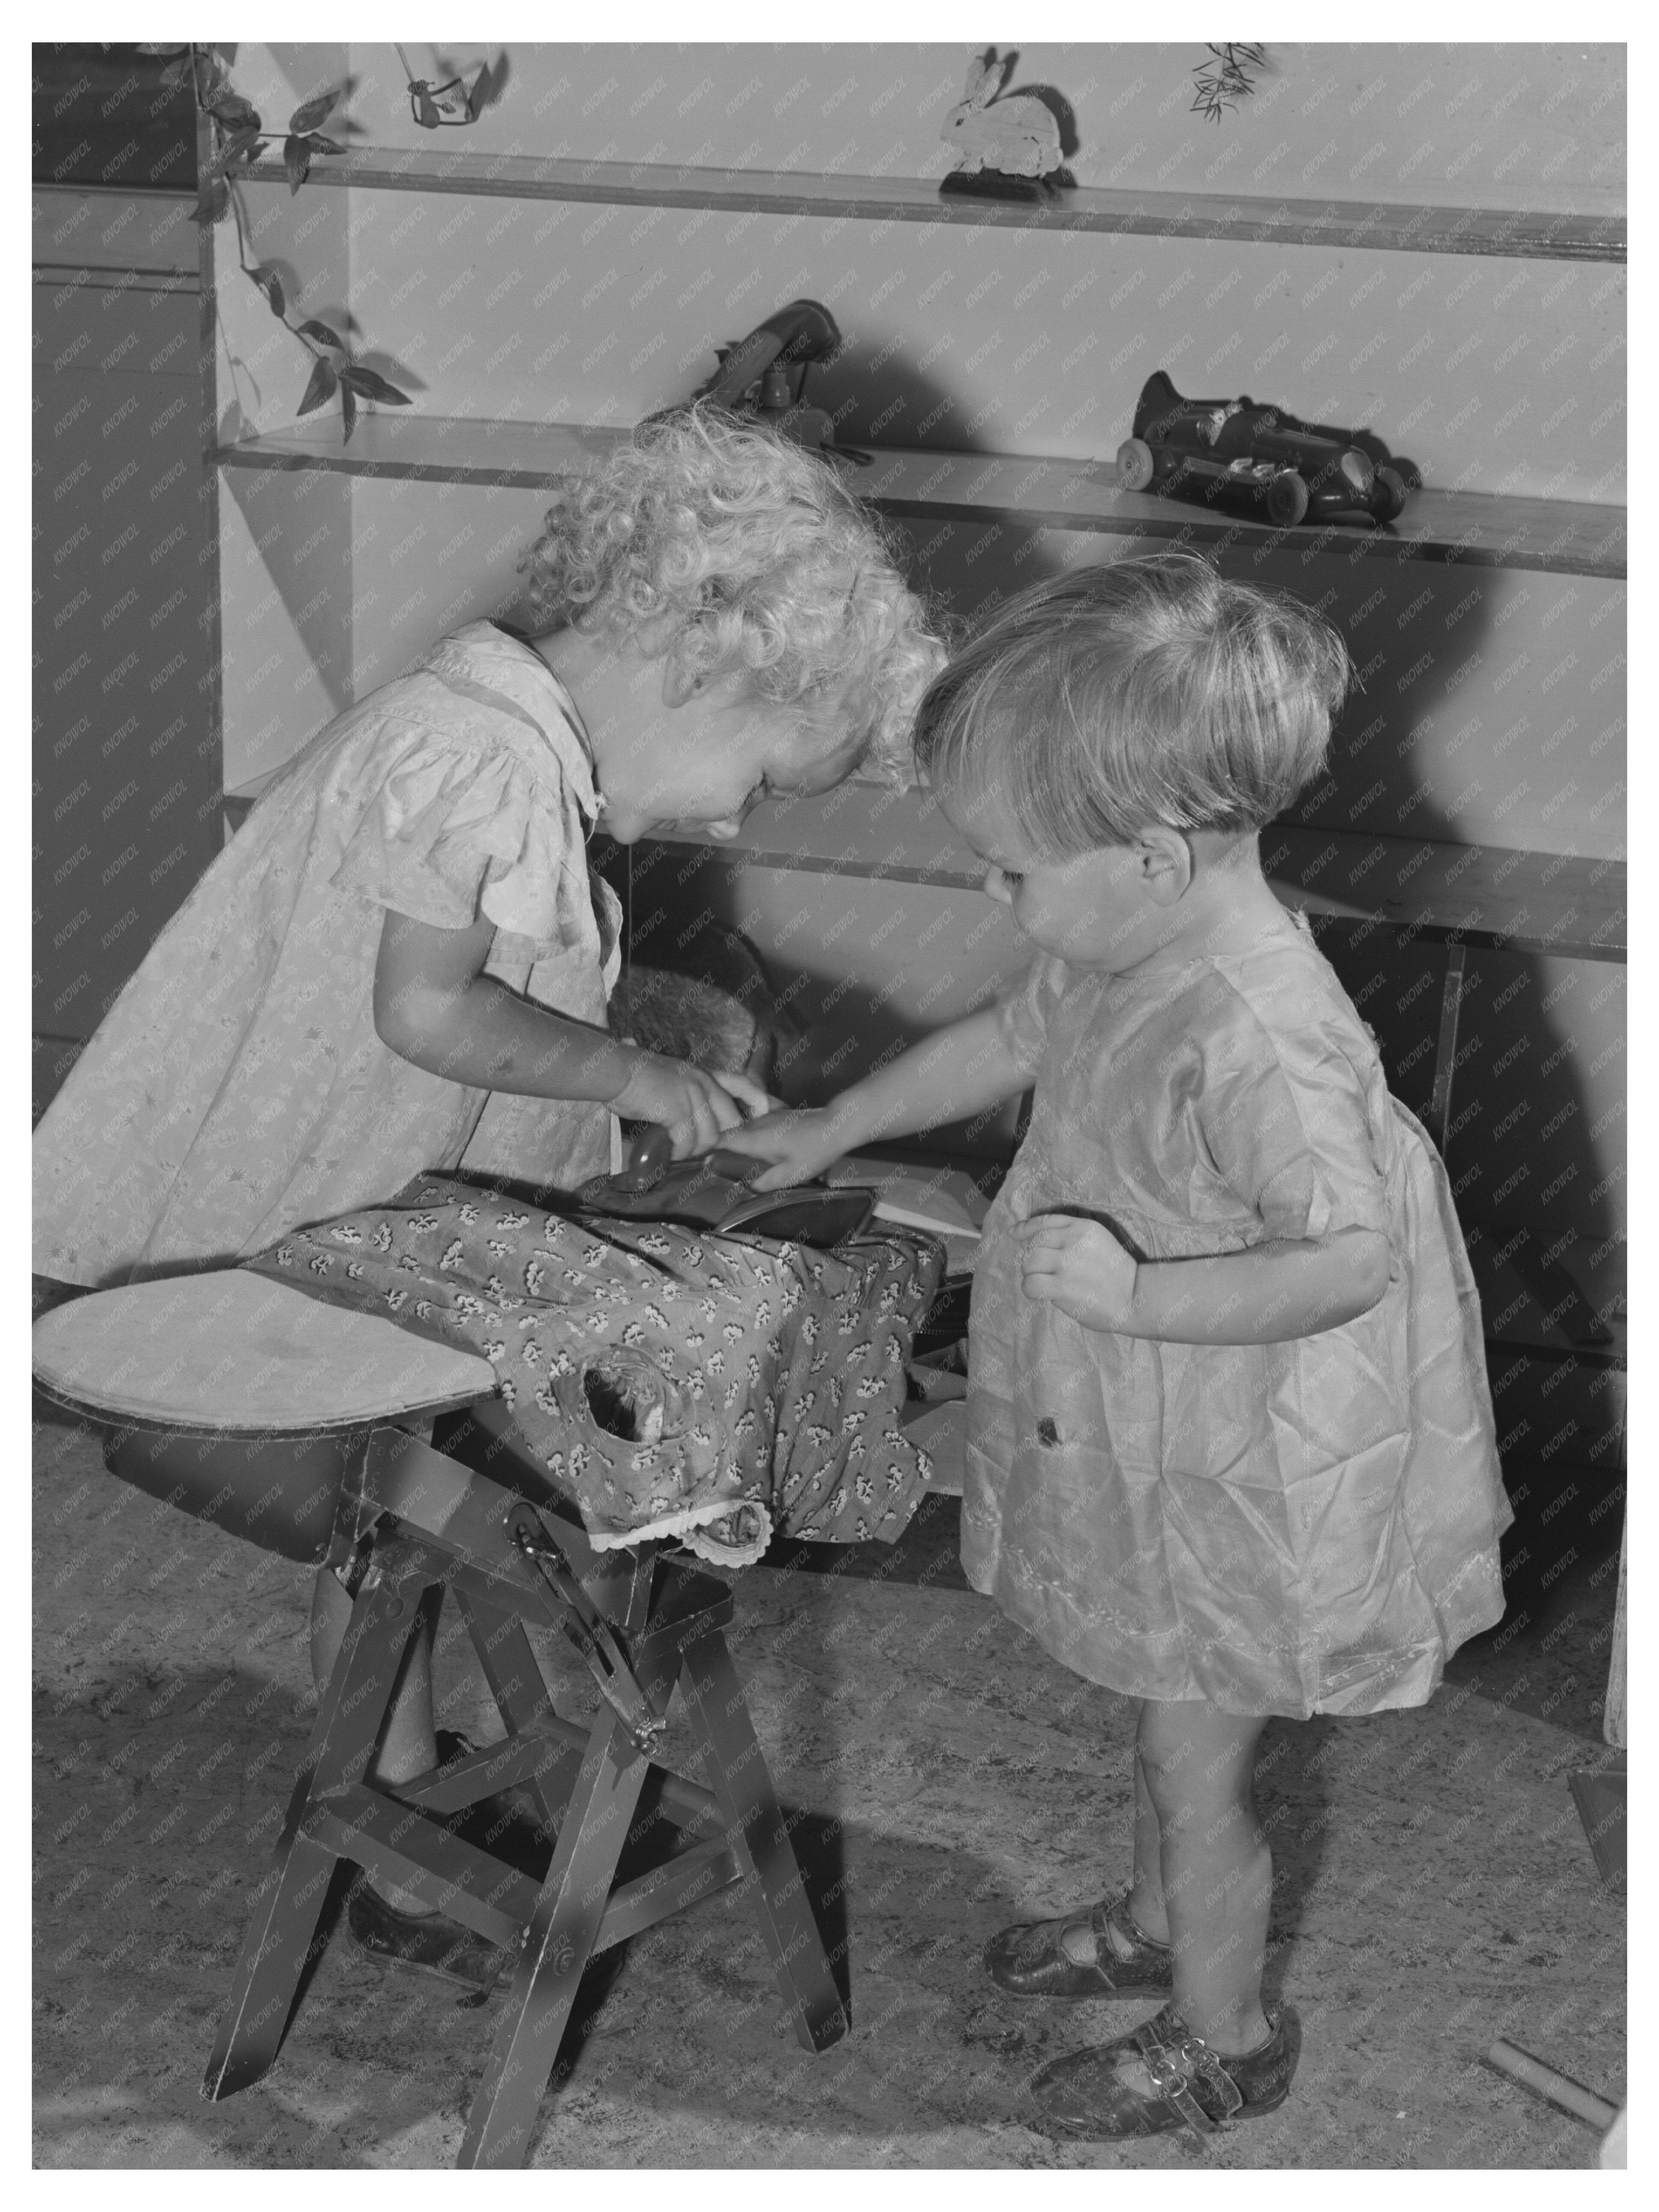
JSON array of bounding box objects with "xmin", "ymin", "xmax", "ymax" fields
[
  {"xmin": 245, "ymin": 1172, "xmax": 946, "ymax": 1568},
  {"xmin": 966, "ymin": 912, "xmax": 1511, "ymax": 1720},
  {"xmin": 34, "ymin": 622, "xmax": 621, "ymax": 1287}
]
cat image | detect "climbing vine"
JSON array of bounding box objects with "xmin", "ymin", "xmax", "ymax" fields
[{"xmin": 143, "ymin": 42, "xmax": 418, "ymax": 444}]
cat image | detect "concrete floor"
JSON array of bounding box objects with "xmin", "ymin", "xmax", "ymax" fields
[{"xmin": 34, "ymin": 1401, "xmax": 1624, "ymax": 2169}]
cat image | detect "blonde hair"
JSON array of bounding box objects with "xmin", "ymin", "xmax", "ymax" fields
[
  {"xmin": 516, "ymin": 406, "xmax": 944, "ymax": 780},
  {"xmin": 914, "ymin": 553, "xmax": 1351, "ymax": 851}
]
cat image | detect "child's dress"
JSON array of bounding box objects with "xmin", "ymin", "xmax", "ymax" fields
[
  {"xmin": 964, "ymin": 915, "xmax": 1511, "ymax": 1720},
  {"xmin": 34, "ymin": 621, "xmax": 621, "ymax": 1286}
]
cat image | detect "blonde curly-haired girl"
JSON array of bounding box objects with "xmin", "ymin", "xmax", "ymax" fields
[
  {"xmin": 37, "ymin": 405, "xmax": 941, "ymax": 1284},
  {"xmin": 34, "ymin": 408, "xmax": 943, "ymax": 1986}
]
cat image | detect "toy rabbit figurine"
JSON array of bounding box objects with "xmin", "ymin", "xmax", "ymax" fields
[{"xmin": 939, "ymin": 48, "xmax": 1064, "ymax": 199}]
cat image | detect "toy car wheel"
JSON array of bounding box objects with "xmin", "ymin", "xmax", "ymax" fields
[
  {"xmin": 1116, "ymin": 438, "xmax": 1156, "ymax": 492},
  {"xmin": 1266, "ymin": 470, "xmax": 1309, "ymax": 528},
  {"xmin": 1372, "ymin": 465, "xmax": 1408, "ymax": 522}
]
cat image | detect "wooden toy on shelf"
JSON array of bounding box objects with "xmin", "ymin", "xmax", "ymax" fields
[
  {"xmin": 1117, "ymin": 368, "xmax": 1411, "ymax": 528},
  {"xmin": 939, "ymin": 48, "xmax": 1066, "ymax": 201}
]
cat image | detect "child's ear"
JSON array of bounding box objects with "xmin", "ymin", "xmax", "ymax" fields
[
  {"xmin": 660, "ymin": 628, "xmax": 708, "ymax": 709},
  {"xmin": 1135, "ymin": 828, "xmax": 1193, "ymax": 905}
]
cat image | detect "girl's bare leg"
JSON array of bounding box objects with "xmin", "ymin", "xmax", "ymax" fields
[{"xmin": 1135, "ymin": 1696, "xmax": 1272, "ymax": 2056}]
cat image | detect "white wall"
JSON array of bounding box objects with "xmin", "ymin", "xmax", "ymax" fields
[{"xmin": 206, "ymin": 39, "xmax": 1626, "ymax": 1242}]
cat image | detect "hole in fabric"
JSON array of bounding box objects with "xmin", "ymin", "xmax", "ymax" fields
[
  {"xmin": 1036, "ymin": 1417, "xmax": 1060, "ymax": 1446},
  {"xmin": 584, "ymin": 1366, "xmax": 639, "ymax": 1438},
  {"xmin": 581, "ymin": 1354, "xmax": 667, "ymax": 1445}
]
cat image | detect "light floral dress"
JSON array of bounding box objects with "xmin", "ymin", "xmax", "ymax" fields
[
  {"xmin": 964, "ymin": 913, "xmax": 1511, "ymax": 1719},
  {"xmin": 34, "ymin": 621, "xmax": 621, "ymax": 1286}
]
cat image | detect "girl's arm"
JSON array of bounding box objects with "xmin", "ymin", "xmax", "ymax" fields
[
  {"xmin": 719, "ymin": 1007, "xmax": 1031, "ymax": 1189},
  {"xmin": 372, "ymin": 909, "xmax": 767, "ymax": 1156},
  {"xmin": 1018, "ymin": 1214, "xmax": 1391, "ymax": 1344}
]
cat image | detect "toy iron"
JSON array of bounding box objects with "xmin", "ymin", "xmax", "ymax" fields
[{"xmin": 579, "ymin": 1126, "xmax": 875, "ymax": 1248}]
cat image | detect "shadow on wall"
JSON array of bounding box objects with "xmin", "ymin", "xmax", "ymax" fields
[{"xmin": 810, "ymin": 338, "xmax": 1006, "ymax": 458}]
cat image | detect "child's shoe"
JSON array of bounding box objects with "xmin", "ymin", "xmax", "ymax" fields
[
  {"xmin": 1029, "ymin": 2000, "xmax": 1300, "ymax": 2138},
  {"xmin": 346, "ymin": 1880, "xmax": 515, "ymax": 1996},
  {"xmin": 984, "ymin": 1892, "xmax": 1173, "ymax": 1998}
]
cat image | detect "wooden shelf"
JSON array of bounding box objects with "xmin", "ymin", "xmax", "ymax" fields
[
  {"xmin": 613, "ymin": 788, "xmax": 1626, "ymax": 966},
  {"xmin": 216, "ymin": 418, "xmax": 627, "ymax": 490},
  {"xmin": 33, "ymin": 263, "xmax": 197, "ymax": 295},
  {"xmin": 227, "ymin": 766, "xmax": 1622, "ymax": 966},
  {"xmin": 233, "ymin": 149, "xmax": 1626, "ymax": 263},
  {"xmin": 1259, "ymin": 826, "xmax": 1625, "ymax": 963},
  {"xmin": 215, "ymin": 419, "xmax": 1628, "ymax": 582}
]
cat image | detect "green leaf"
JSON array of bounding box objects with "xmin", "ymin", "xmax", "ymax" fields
[
  {"xmin": 158, "ymin": 54, "xmax": 192, "ymax": 88},
  {"xmin": 215, "ymin": 125, "xmax": 263, "ymax": 172},
  {"xmin": 340, "ymin": 366, "xmax": 412, "ymax": 405},
  {"xmin": 204, "ymin": 85, "xmax": 257, "ymax": 126},
  {"xmin": 297, "ymin": 358, "xmax": 338, "ymax": 417},
  {"xmin": 249, "ymin": 265, "xmax": 285, "ymax": 318},
  {"xmin": 298, "ymin": 319, "xmax": 344, "ymax": 355},
  {"xmin": 289, "ymin": 87, "xmax": 340, "ymax": 134},
  {"xmin": 413, "ymin": 86, "xmax": 442, "ymax": 130},
  {"xmin": 193, "ymin": 177, "xmax": 230, "ymax": 226},
  {"xmin": 283, "ymin": 133, "xmax": 311, "ymax": 193},
  {"xmin": 339, "ymin": 379, "xmax": 358, "ymax": 445},
  {"xmin": 306, "ymin": 134, "xmax": 346, "ymax": 157}
]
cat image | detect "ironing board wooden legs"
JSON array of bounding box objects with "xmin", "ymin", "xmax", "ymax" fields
[
  {"xmin": 679, "ymin": 1630, "xmax": 846, "ymax": 2055},
  {"xmin": 201, "ymin": 1421, "xmax": 848, "ymax": 2169},
  {"xmin": 204, "ymin": 1532, "xmax": 444, "ymax": 2099}
]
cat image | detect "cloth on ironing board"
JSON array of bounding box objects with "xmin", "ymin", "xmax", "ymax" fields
[{"xmin": 244, "ymin": 1172, "xmax": 946, "ymax": 1567}]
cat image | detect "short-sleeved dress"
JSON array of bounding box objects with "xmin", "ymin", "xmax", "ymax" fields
[
  {"xmin": 964, "ymin": 913, "xmax": 1511, "ymax": 1720},
  {"xmin": 34, "ymin": 620, "xmax": 622, "ymax": 1287}
]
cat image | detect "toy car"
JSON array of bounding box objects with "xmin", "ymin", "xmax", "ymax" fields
[{"xmin": 1117, "ymin": 369, "xmax": 1410, "ymax": 528}]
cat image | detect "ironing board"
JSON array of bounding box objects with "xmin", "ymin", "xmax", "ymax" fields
[{"xmin": 33, "ymin": 1271, "xmax": 847, "ymax": 2168}]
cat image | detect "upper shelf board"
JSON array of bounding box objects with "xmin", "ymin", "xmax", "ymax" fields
[
  {"xmin": 215, "ymin": 418, "xmax": 1628, "ymax": 581},
  {"xmin": 233, "ymin": 149, "xmax": 1626, "ymax": 263},
  {"xmin": 609, "ymin": 787, "xmax": 1626, "ymax": 966},
  {"xmin": 223, "ymin": 771, "xmax": 1622, "ymax": 962}
]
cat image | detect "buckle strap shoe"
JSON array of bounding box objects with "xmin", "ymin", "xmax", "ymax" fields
[
  {"xmin": 1030, "ymin": 2000, "xmax": 1300, "ymax": 2138},
  {"xmin": 984, "ymin": 1892, "xmax": 1174, "ymax": 1999},
  {"xmin": 345, "ymin": 1878, "xmax": 517, "ymax": 1997}
]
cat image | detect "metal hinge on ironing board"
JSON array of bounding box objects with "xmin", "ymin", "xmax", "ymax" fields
[{"xmin": 507, "ymin": 1506, "xmax": 665, "ymax": 1757}]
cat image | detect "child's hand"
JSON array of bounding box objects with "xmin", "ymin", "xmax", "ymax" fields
[
  {"xmin": 1017, "ymin": 1213, "xmax": 1139, "ymax": 1333},
  {"xmin": 714, "ymin": 1106, "xmax": 852, "ymax": 1191},
  {"xmin": 609, "ymin": 1051, "xmax": 771, "ymax": 1158}
]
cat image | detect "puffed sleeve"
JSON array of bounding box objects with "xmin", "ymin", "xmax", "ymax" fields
[
  {"xmin": 330, "ymin": 720, "xmax": 598, "ymax": 961},
  {"xmin": 995, "ymin": 952, "xmax": 1070, "ymax": 1075},
  {"xmin": 1196, "ymin": 992, "xmax": 1392, "ymax": 1243}
]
